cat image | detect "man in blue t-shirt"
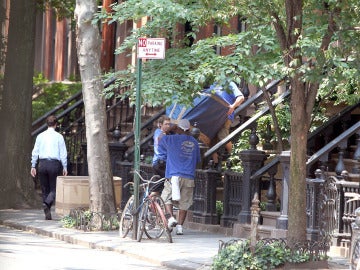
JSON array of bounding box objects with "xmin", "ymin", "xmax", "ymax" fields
[{"xmin": 159, "ymin": 118, "xmax": 201, "ymax": 235}]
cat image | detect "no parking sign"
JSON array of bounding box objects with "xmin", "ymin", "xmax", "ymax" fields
[{"xmin": 137, "ymin": 38, "xmax": 165, "ymax": 59}]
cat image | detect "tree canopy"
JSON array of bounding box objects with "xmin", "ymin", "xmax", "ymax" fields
[{"xmin": 99, "ymin": 0, "xmax": 359, "ymax": 107}]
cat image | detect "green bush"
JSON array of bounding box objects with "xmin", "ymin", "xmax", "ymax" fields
[
  {"xmin": 212, "ymin": 240, "xmax": 314, "ymax": 270},
  {"xmin": 32, "ymin": 73, "xmax": 81, "ymax": 121},
  {"xmin": 61, "ymin": 215, "xmax": 76, "ymax": 228}
]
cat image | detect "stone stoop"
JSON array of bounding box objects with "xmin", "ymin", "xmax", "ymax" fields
[
  {"xmin": 231, "ymin": 211, "xmax": 287, "ymax": 239},
  {"xmin": 182, "ymin": 211, "xmax": 233, "ymax": 236},
  {"xmin": 232, "ymin": 222, "xmax": 288, "ymax": 239},
  {"xmin": 329, "ymin": 243, "xmax": 351, "ymax": 259}
]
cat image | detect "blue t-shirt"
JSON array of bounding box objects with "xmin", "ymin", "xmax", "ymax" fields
[
  {"xmin": 213, "ymin": 81, "xmax": 243, "ymax": 121},
  {"xmin": 158, "ymin": 134, "xmax": 201, "ymax": 179},
  {"xmin": 152, "ymin": 128, "xmax": 167, "ymax": 165}
]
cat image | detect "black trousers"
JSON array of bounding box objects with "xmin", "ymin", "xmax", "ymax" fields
[
  {"xmin": 38, "ymin": 159, "xmax": 61, "ymax": 208},
  {"xmin": 152, "ymin": 160, "xmax": 166, "ymax": 193}
]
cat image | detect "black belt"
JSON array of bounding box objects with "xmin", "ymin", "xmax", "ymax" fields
[{"xmin": 39, "ymin": 158, "xmax": 60, "ymax": 162}]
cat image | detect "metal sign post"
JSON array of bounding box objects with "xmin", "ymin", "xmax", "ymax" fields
[
  {"xmin": 132, "ymin": 38, "xmax": 165, "ymax": 240},
  {"xmin": 132, "ymin": 56, "xmax": 142, "ymax": 240}
]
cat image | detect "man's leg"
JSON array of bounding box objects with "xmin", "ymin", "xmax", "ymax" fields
[
  {"xmin": 151, "ymin": 162, "xmax": 166, "ymax": 196},
  {"xmin": 178, "ymin": 209, "xmax": 187, "ymax": 225},
  {"xmin": 38, "ymin": 161, "xmax": 52, "ymax": 220},
  {"xmin": 45, "ymin": 161, "xmax": 61, "ymax": 208},
  {"xmin": 225, "ymin": 141, "xmax": 233, "ymax": 153},
  {"xmin": 161, "ymin": 180, "xmax": 178, "ymax": 228},
  {"xmin": 38, "ymin": 161, "xmax": 50, "ymax": 205},
  {"xmin": 176, "ymin": 178, "xmax": 194, "ymax": 235},
  {"xmin": 165, "ymin": 203, "xmax": 173, "ymax": 217}
]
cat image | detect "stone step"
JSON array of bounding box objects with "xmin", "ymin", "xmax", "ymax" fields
[{"xmin": 261, "ymin": 211, "xmax": 280, "ymax": 227}]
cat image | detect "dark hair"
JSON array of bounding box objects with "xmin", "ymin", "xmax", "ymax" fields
[
  {"xmin": 46, "ymin": 115, "xmax": 58, "ymax": 127},
  {"xmin": 158, "ymin": 115, "xmax": 170, "ymax": 125}
]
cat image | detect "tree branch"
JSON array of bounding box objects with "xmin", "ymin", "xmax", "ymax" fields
[
  {"xmin": 271, "ymin": 11, "xmax": 287, "ymax": 51},
  {"xmin": 320, "ymin": 5, "xmax": 341, "ymax": 51}
]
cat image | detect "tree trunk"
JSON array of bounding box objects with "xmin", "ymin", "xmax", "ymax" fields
[
  {"xmin": 0, "ymin": 0, "xmax": 38, "ymax": 208},
  {"xmin": 75, "ymin": 0, "xmax": 116, "ymax": 214},
  {"xmin": 287, "ymin": 77, "xmax": 309, "ymax": 245}
]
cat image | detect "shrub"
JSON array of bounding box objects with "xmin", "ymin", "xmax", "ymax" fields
[
  {"xmin": 61, "ymin": 215, "xmax": 76, "ymax": 228},
  {"xmin": 32, "ymin": 73, "xmax": 81, "ymax": 121},
  {"xmin": 212, "ymin": 239, "xmax": 314, "ymax": 270}
]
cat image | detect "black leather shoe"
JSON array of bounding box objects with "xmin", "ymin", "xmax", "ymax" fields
[{"xmin": 43, "ymin": 203, "xmax": 52, "ymax": 220}]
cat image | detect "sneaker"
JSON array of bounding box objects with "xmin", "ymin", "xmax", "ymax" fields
[
  {"xmin": 43, "ymin": 203, "xmax": 52, "ymax": 220},
  {"xmin": 176, "ymin": 224, "xmax": 183, "ymax": 235},
  {"xmin": 167, "ymin": 216, "xmax": 177, "ymax": 229}
]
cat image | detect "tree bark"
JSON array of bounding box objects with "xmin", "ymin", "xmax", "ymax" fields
[
  {"xmin": 288, "ymin": 77, "xmax": 309, "ymax": 245},
  {"xmin": 75, "ymin": 0, "xmax": 116, "ymax": 214},
  {"xmin": 0, "ymin": 0, "xmax": 38, "ymax": 208}
]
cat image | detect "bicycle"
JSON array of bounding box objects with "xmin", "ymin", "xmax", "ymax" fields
[{"xmin": 119, "ymin": 170, "xmax": 173, "ymax": 243}]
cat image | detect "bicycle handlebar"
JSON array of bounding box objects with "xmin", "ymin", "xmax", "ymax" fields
[
  {"xmin": 123, "ymin": 170, "xmax": 166, "ymax": 188},
  {"xmin": 132, "ymin": 170, "xmax": 166, "ymax": 184}
]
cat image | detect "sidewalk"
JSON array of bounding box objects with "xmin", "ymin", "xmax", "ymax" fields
[{"xmin": 0, "ymin": 208, "xmax": 351, "ymax": 270}]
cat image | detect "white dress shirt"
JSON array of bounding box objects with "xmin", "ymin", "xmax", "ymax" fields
[{"xmin": 31, "ymin": 127, "xmax": 68, "ymax": 170}]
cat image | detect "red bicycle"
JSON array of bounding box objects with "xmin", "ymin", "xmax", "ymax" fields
[{"xmin": 119, "ymin": 171, "xmax": 173, "ymax": 243}]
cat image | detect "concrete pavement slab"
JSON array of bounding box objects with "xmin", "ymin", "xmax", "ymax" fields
[
  {"xmin": 0, "ymin": 209, "xmax": 234, "ymax": 270},
  {"xmin": 0, "ymin": 208, "xmax": 351, "ymax": 269}
]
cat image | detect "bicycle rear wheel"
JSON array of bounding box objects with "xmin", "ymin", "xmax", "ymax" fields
[
  {"xmin": 144, "ymin": 196, "xmax": 165, "ymax": 240},
  {"xmin": 137, "ymin": 198, "xmax": 149, "ymax": 242},
  {"xmin": 119, "ymin": 195, "xmax": 134, "ymax": 238}
]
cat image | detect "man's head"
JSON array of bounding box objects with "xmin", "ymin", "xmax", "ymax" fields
[
  {"xmin": 46, "ymin": 115, "xmax": 58, "ymax": 127},
  {"xmin": 177, "ymin": 119, "xmax": 190, "ymax": 133},
  {"xmin": 158, "ymin": 115, "xmax": 171, "ymax": 133}
]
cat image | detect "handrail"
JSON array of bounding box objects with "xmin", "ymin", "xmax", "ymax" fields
[
  {"xmin": 204, "ymin": 89, "xmax": 291, "ymax": 159},
  {"xmin": 250, "ymin": 156, "xmax": 280, "ymax": 180},
  {"xmin": 233, "ymin": 79, "xmax": 284, "ymax": 119},
  {"xmin": 119, "ymin": 108, "xmax": 166, "ymax": 144},
  {"xmin": 308, "ymin": 102, "xmax": 360, "ymax": 141},
  {"xmin": 306, "ymin": 121, "xmax": 360, "ymax": 167},
  {"xmin": 126, "ymin": 130, "xmax": 156, "ymax": 157}
]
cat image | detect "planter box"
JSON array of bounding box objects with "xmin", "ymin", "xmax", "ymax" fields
[{"xmin": 55, "ymin": 176, "xmax": 122, "ymax": 216}]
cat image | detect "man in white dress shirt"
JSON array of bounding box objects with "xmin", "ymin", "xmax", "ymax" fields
[{"xmin": 30, "ymin": 115, "xmax": 68, "ymax": 220}]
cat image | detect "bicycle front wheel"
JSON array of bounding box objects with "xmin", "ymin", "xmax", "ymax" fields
[
  {"xmin": 119, "ymin": 195, "xmax": 134, "ymax": 238},
  {"xmin": 137, "ymin": 198, "xmax": 149, "ymax": 242}
]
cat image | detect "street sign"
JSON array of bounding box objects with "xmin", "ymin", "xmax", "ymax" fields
[{"xmin": 137, "ymin": 38, "xmax": 165, "ymax": 59}]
